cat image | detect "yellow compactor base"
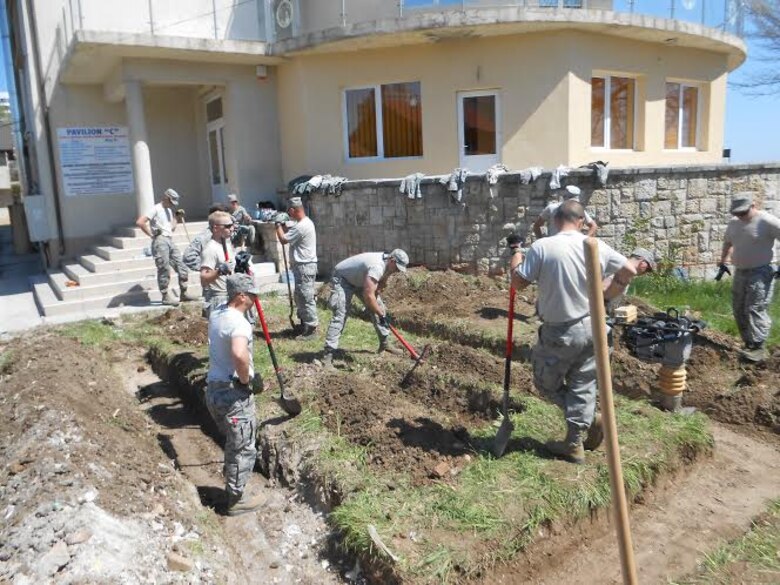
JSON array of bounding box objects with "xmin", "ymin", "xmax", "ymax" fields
[{"xmin": 658, "ymin": 365, "xmax": 686, "ymax": 396}]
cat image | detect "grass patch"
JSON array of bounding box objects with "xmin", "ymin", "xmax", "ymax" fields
[
  {"xmin": 59, "ymin": 320, "xmax": 125, "ymax": 346},
  {"xmin": 672, "ymin": 499, "xmax": 780, "ymax": 585},
  {"xmin": 631, "ymin": 275, "xmax": 780, "ymax": 347}
]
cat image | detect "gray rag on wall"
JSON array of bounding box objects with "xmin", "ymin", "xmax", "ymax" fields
[
  {"xmin": 549, "ymin": 165, "xmax": 572, "ymax": 190},
  {"xmin": 291, "ymin": 174, "xmax": 348, "ymax": 196},
  {"xmin": 519, "ymin": 166, "xmax": 543, "ymax": 185},
  {"xmin": 485, "ymin": 164, "xmax": 509, "ymax": 199},
  {"xmin": 439, "ymin": 168, "xmax": 470, "ymax": 204},
  {"xmin": 580, "ymin": 161, "xmax": 610, "ymax": 187},
  {"xmin": 400, "ymin": 172, "xmax": 425, "ymax": 199}
]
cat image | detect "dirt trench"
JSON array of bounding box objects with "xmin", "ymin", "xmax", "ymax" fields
[{"xmin": 129, "ymin": 353, "xmax": 357, "ymax": 584}]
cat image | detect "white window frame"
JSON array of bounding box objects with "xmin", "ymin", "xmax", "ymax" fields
[
  {"xmin": 342, "ymin": 82, "xmax": 423, "ymax": 163},
  {"xmin": 664, "ymin": 81, "xmax": 702, "ymax": 151},
  {"xmin": 591, "ymin": 74, "xmax": 638, "ymax": 152}
]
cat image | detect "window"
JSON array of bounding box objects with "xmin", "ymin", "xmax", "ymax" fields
[
  {"xmin": 591, "ymin": 75, "xmax": 635, "ymax": 150},
  {"xmin": 344, "ymin": 82, "xmax": 422, "ymax": 160},
  {"xmin": 665, "ymin": 82, "xmax": 699, "ymax": 149}
]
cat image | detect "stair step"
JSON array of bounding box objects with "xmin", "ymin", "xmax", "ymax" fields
[
  {"xmin": 63, "ymin": 262, "xmax": 172, "ymax": 286},
  {"xmin": 106, "ymin": 233, "xmax": 193, "ymax": 250},
  {"xmin": 114, "ymin": 222, "xmax": 209, "ymax": 238}
]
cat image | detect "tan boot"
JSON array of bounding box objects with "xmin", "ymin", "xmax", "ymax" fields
[
  {"xmin": 180, "ymin": 287, "xmax": 198, "ymax": 302},
  {"xmin": 378, "ymin": 339, "xmax": 403, "ymax": 356},
  {"xmin": 546, "ymin": 424, "xmax": 586, "ymax": 464},
  {"xmin": 161, "ymin": 291, "xmax": 179, "ymax": 306},
  {"xmin": 226, "ymin": 491, "xmax": 266, "ymax": 517},
  {"xmin": 584, "ymin": 412, "xmax": 604, "ymax": 451}
]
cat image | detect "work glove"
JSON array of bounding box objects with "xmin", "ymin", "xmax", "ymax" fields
[
  {"xmin": 714, "ymin": 263, "xmax": 731, "ymax": 281},
  {"xmin": 506, "ymin": 234, "xmax": 524, "ymax": 253},
  {"xmin": 175, "ymin": 209, "xmax": 186, "ymax": 218},
  {"xmin": 775, "ymin": 266, "xmax": 780, "ymax": 280},
  {"xmin": 232, "ymin": 376, "xmax": 251, "ymax": 393},
  {"xmin": 234, "ymin": 250, "xmax": 252, "ymax": 275},
  {"xmin": 378, "ymin": 313, "xmax": 392, "ymax": 328},
  {"xmin": 250, "ymin": 373, "xmax": 264, "ymax": 395},
  {"xmin": 216, "ymin": 262, "xmax": 232, "ymax": 276}
]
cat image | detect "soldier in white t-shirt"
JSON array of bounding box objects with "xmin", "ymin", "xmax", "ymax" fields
[
  {"xmin": 200, "ymin": 210, "xmax": 236, "ymax": 318},
  {"xmin": 276, "ymin": 197, "xmax": 319, "ymax": 338},
  {"xmin": 512, "ymin": 200, "xmax": 636, "ymax": 464},
  {"xmin": 205, "ymin": 274, "xmax": 265, "ymax": 516},
  {"xmin": 720, "ymin": 194, "xmax": 780, "ymax": 363},
  {"xmin": 135, "ymin": 188, "xmax": 193, "ymax": 306}
]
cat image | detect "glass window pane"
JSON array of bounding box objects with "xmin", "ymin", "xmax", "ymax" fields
[
  {"xmin": 219, "ymin": 127, "xmax": 228, "ymax": 182},
  {"xmin": 682, "ymin": 86, "xmax": 698, "ymax": 148},
  {"xmin": 206, "ymin": 98, "xmax": 223, "ymax": 123},
  {"xmin": 381, "ymin": 82, "xmax": 423, "ymax": 158},
  {"xmin": 610, "ymin": 76, "xmax": 634, "ymax": 149},
  {"xmin": 208, "ymin": 129, "xmax": 221, "ymax": 185},
  {"xmin": 463, "ymin": 95, "xmax": 496, "ymax": 156},
  {"xmin": 665, "ymin": 82, "xmax": 680, "ymax": 149},
  {"xmin": 591, "ymin": 77, "xmax": 605, "ymax": 147},
  {"xmin": 346, "ymin": 88, "xmax": 378, "ymax": 158}
]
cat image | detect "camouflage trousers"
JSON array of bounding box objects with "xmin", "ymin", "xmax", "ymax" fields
[
  {"xmin": 292, "ymin": 263, "xmax": 319, "ymax": 328},
  {"xmin": 532, "ymin": 316, "xmax": 604, "ymax": 431},
  {"xmin": 205, "ymin": 380, "xmax": 257, "ymax": 498},
  {"xmin": 324, "ymin": 274, "xmax": 389, "ymax": 351},
  {"xmin": 151, "ymin": 236, "xmax": 188, "ymax": 293},
  {"xmin": 732, "ymin": 265, "xmax": 776, "ymax": 346}
]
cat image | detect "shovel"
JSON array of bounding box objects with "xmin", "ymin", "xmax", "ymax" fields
[
  {"xmin": 176, "ymin": 209, "xmax": 191, "ymax": 243},
  {"xmin": 387, "ymin": 323, "xmax": 431, "ymax": 386},
  {"xmin": 492, "ymin": 284, "xmax": 516, "ymax": 458},
  {"xmin": 223, "ymin": 241, "xmax": 302, "ymax": 417},
  {"xmin": 280, "ymin": 241, "xmax": 297, "ymax": 330}
]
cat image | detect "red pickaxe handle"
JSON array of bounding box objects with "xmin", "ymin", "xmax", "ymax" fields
[{"xmin": 388, "ymin": 323, "xmax": 420, "ymax": 360}]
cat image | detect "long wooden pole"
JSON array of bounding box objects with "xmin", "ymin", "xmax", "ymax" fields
[{"xmin": 583, "ymin": 237, "xmax": 639, "ymax": 585}]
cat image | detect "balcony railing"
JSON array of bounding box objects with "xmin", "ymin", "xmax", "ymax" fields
[{"xmin": 66, "ymin": 0, "xmax": 745, "ymax": 46}]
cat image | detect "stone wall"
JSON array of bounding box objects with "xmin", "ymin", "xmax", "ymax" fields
[{"xmin": 305, "ymin": 163, "xmax": 780, "ymax": 278}]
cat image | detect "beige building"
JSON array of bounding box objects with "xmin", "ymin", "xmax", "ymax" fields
[{"xmin": 6, "ymin": 0, "xmax": 746, "ymax": 260}]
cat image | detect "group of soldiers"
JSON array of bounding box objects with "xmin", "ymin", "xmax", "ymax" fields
[{"xmin": 135, "ymin": 186, "xmax": 779, "ymax": 515}]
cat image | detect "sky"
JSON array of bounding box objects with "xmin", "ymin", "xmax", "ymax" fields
[{"xmin": 0, "ymin": 1, "xmax": 777, "ymax": 163}]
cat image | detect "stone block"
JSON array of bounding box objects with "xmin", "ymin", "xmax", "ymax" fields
[
  {"xmin": 688, "ymin": 178, "xmax": 708, "ymax": 199},
  {"xmin": 652, "ymin": 201, "xmax": 672, "ymax": 216},
  {"xmin": 699, "ymin": 199, "xmax": 718, "ymax": 213},
  {"xmin": 635, "ymin": 179, "xmax": 657, "ymax": 201},
  {"xmin": 658, "ymin": 177, "xmax": 686, "ymax": 191},
  {"xmin": 639, "ymin": 202, "xmax": 652, "ymax": 217}
]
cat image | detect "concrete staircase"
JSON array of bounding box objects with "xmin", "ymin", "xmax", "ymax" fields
[{"xmin": 31, "ymin": 222, "xmax": 283, "ymax": 318}]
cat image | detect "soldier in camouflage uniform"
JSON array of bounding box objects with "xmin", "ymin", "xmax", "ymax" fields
[
  {"xmin": 135, "ymin": 188, "xmax": 193, "ymax": 306},
  {"xmin": 720, "ymin": 194, "xmax": 780, "ymax": 363},
  {"xmin": 275, "ymin": 197, "xmax": 319, "ymax": 338},
  {"xmin": 205, "ymin": 274, "xmax": 265, "ymax": 516}
]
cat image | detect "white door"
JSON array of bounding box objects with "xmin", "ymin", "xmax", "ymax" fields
[
  {"xmin": 457, "ymin": 90, "xmax": 501, "ymax": 173},
  {"xmin": 205, "ymin": 96, "xmax": 229, "ymax": 202}
]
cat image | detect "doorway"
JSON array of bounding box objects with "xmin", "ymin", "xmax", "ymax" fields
[
  {"xmin": 457, "ymin": 90, "xmax": 501, "ymax": 173},
  {"xmin": 205, "ymin": 95, "xmax": 229, "ymax": 202}
]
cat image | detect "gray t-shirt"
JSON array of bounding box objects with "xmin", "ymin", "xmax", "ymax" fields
[
  {"xmin": 207, "ymin": 305, "xmax": 254, "ymax": 382},
  {"xmin": 286, "ymin": 216, "xmax": 317, "ymax": 264},
  {"xmin": 145, "ymin": 203, "xmax": 174, "ymax": 238},
  {"xmin": 201, "ymin": 238, "xmax": 236, "ymax": 296},
  {"xmin": 540, "ymin": 201, "xmax": 595, "ymax": 237},
  {"xmin": 232, "ymin": 205, "xmax": 251, "ymax": 225},
  {"xmin": 724, "ymin": 211, "xmax": 780, "ymax": 269},
  {"xmin": 334, "ymin": 252, "xmax": 386, "ymax": 289},
  {"xmin": 516, "ymin": 230, "xmax": 628, "ymax": 324},
  {"xmin": 183, "ymin": 228, "xmax": 212, "ymax": 271}
]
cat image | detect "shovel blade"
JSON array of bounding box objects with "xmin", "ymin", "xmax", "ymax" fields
[
  {"xmin": 279, "ymin": 391, "xmax": 302, "ymax": 416},
  {"xmin": 492, "ymin": 418, "xmax": 515, "ymax": 458},
  {"xmin": 400, "ymin": 344, "xmax": 432, "ymax": 388}
]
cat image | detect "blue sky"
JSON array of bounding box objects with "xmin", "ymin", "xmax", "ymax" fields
[{"xmin": 0, "ymin": 1, "xmax": 776, "ymax": 162}]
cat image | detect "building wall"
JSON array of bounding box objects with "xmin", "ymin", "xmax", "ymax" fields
[
  {"xmin": 278, "ymin": 31, "xmax": 731, "ymax": 182},
  {"xmin": 306, "ymin": 163, "xmax": 780, "ymax": 278}
]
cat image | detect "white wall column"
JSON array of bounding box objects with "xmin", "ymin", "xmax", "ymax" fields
[{"xmin": 125, "ymin": 81, "xmax": 155, "ymax": 215}]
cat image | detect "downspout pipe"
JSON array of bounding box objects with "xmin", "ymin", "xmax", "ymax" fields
[{"xmin": 25, "ymin": 0, "xmax": 65, "ymax": 259}]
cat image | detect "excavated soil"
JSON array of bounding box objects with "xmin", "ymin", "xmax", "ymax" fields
[
  {"xmin": 301, "ymin": 343, "xmax": 531, "ymax": 485},
  {"xmin": 152, "ymin": 308, "xmax": 209, "ymax": 347},
  {"xmin": 377, "ymin": 269, "xmax": 780, "ymax": 437}
]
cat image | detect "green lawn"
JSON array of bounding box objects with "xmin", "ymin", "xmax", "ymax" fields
[{"xmin": 631, "ymin": 275, "xmax": 780, "ymax": 347}]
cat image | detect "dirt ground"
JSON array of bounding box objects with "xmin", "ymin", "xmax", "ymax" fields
[{"xmin": 2, "ymin": 267, "xmax": 780, "ymax": 584}]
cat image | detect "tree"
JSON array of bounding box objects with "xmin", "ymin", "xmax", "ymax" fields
[{"xmin": 736, "ymin": 1, "xmax": 780, "ymax": 94}]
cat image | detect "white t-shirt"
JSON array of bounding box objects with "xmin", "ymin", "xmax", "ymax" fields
[
  {"xmin": 334, "ymin": 252, "xmax": 385, "ymax": 289},
  {"xmin": 540, "ymin": 201, "xmax": 595, "ymax": 237},
  {"xmin": 516, "ymin": 231, "xmax": 627, "ymax": 324},
  {"xmin": 285, "ymin": 216, "xmax": 317, "ymax": 264},
  {"xmin": 146, "ymin": 203, "xmax": 174, "ymax": 238},
  {"xmin": 201, "ymin": 238, "xmax": 236, "ymax": 296},
  {"xmin": 724, "ymin": 211, "xmax": 780, "ymax": 269},
  {"xmin": 207, "ymin": 305, "xmax": 254, "ymax": 382}
]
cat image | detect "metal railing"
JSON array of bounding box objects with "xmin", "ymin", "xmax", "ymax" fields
[{"xmin": 66, "ymin": 0, "xmax": 745, "ymax": 44}]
